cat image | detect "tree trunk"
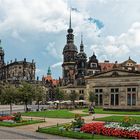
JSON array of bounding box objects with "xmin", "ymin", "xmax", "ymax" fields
[
  {"xmin": 25, "ymin": 101, "xmax": 28, "ymax": 112},
  {"xmin": 37, "ymin": 101, "xmax": 39, "ymax": 111},
  {"xmin": 73, "ymin": 101, "xmax": 75, "ymax": 109},
  {"xmin": 10, "ymin": 103, "xmax": 12, "ymax": 115}
]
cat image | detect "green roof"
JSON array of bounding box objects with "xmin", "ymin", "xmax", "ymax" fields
[{"xmin": 47, "ymin": 66, "xmax": 51, "ymax": 76}]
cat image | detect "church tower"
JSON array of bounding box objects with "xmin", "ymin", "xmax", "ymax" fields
[
  {"xmin": 76, "ymin": 34, "xmax": 87, "ymax": 85},
  {"xmin": 87, "ymin": 52, "xmax": 101, "ymax": 75},
  {"xmin": 0, "ymin": 40, "xmax": 5, "ymax": 68},
  {"xmin": 47, "ymin": 66, "xmax": 52, "ymax": 76},
  {"xmin": 62, "ymin": 9, "xmax": 78, "ymax": 86}
]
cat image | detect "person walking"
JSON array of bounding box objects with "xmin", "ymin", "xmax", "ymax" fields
[{"xmin": 88, "ymin": 104, "xmax": 95, "ymax": 120}]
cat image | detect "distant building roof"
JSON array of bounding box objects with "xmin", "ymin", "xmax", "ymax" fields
[
  {"xmin": 42, "ymin": 67, "xmax": 59, "ymax": 86},
  {"xmin": 99, "ymin": 62, "xmax": 114, "ymax": 71}
]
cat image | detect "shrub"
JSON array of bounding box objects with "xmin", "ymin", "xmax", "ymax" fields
[
  {"xmin": 71, "ymin": 114, "xmax": 85, "ymax": 129},
  {"xmin": 120, "ymin": 116, "xmax": 133, "ymax": 127},
  {"xmin": 13, "ymin": 112, "xmax": 22, "ymax": 122}
]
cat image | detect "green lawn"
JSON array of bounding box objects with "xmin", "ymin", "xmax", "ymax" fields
[
  {"xmin": 95, "ymin": 116, "xmax": 140, "ymax": 124},
  {"xmin": 83, "ymin": 108, "xmax": 140, "ymax": 115},
  {"xmin": 37, "ymin": 125, "xmax": 117, "ymax": 139},
  {"xmin": 0, "ymin": 120, "xmax": 45, "ymax": 127},
  {"xmin": 22, "ymin": 110, "xmax": 87, "ymax": 118}
]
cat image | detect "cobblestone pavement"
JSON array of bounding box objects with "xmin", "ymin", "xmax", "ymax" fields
[{"xmin": 0, "ymin": 126, "xmax": 74, "ymax": 139}]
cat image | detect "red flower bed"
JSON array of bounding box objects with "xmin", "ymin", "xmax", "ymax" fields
[
  {"xmin": 80, "ymin": 122, "xmax": 140, "ymax": 139},
  {"xmin": 0, "ymin": 116, "xmax": 14, "ymax": 121}
]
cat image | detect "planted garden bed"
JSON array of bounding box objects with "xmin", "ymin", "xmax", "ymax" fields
[
  {"xmin": 81, "ymin": 116, "xmax": 140, "ymax": 139},
  {"xmin": 95, "ymin": 115, "xmax": 140, "ymax": 124},
  {"xmin": 0, "ymin": 119, "xmax": 45, "ymax": 127},
  {"xmin": 0, "ymin": 112, "xmax": 45, "ymax": 127},
  {"xmin": 37, "ymin": 114, "xmax": 116, "ymax": 139},
  {"xmin": 37, "ymin": 125, "xmax": 116, "ymax": 139}
]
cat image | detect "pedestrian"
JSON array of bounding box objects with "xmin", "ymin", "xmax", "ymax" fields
[{"xmin": 88, "ymin": 104, "xmax": 95, "ymax": 121}]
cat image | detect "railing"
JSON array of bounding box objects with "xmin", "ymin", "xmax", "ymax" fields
[
  {"xmin": 0, "ymin": 111, "xmax": 9, "ymax": 116},
  {"xmin": 23, "ymin": 117, "xmax": 46, "ymax": 122}
]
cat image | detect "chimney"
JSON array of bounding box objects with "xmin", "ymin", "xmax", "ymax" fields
[{"xmin": 104, "ymin": 60, "xmax": 109, "ymax": 63}]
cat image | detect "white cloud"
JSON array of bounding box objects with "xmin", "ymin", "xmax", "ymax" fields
[
  {"xmin": 11, "ymin": 30, "xmax": 25, "ymax": 42},
  {"xmin": 1, "ymin": 0, "xmax": 140, "ymax": 78},
  {"xmin": 45, "ymin": 42, "xmax": 61, "ymax": 58},
  {"xmin": 51, "ymin": 62, "xmax": 62, "ymax": 68},
  {"xmin": 90, "ymin": 22, "xmax": 140, "ymax": 62},
  {"xmin": 0, "ymin": 0, "xmax": 68, "ymax": 33},
  {"xmin": 0, "ymin": 0, "xmax": 102, "ymax": 37},
  {"xmin": 36, "ymin": 68, "xmax": 46, "ymax": 76}
]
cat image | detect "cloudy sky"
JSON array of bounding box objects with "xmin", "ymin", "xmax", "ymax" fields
[{"xmin": 0, "ymin": 0, "xmax": 140, "ymax": 79}]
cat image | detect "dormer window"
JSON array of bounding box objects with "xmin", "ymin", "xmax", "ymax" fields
[{"xmin": 91, "ymin": 63, "xmax": 97, "ymax": 68}]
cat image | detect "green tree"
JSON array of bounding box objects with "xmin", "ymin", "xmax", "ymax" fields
[
  {"xmin": 69, "ymin": 91, "xmax": 78, "ymax": 108},
  {"xmin": 18, "ymin": 82, "xmax": 34, "ymax": 112},
  {"xmin": 1, "ymin": 84, "xmax": 17, "ymax": 114},
  {"xmin": 54, "ymin": 87, "xmax": 64, "ymax": 109},
  {"xmin": 0, "ymin": 83, "xmax": 4, "ymax": 96},
  {"xmin": 88, "ymin": 91, "xmax": 96, "ymax": 104},
  {"xmin": 55, "ymin": 87, "xmax": 64, "ymax": 101},
  {"xmin": 34, "ymin": 85, "xmax": 44, "ymax": 111}
]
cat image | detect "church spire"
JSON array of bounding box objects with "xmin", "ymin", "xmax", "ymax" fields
[
  {"xmin": 47, "ymin": 66, "xmax": 51, "ymax": 76},
  {"xmin": 69, "ymin": 7, "xmax": 71, "ymax": 29},
  {"xmin": 67, "ymin": 8, "xmax": 73, "ymax": 34},
  {"xmin": 80, "ymin": 34, "xmax": 84, "ymax": 52},
  {"xmin": 67, "ymin": 7, "xmax": 74, "ymax": 43}
]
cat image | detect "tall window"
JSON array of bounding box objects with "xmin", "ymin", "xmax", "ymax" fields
[
  {"xmin": 110, "ymin": 88, "xmax": 119, "ymax": 106},
  {"xmin": 127, "ymin": 88, "xmax": 136, "ymax": 106},
  {"xmin": 111, "ymin": 94, "xmax": 114, "ymax": 105},
  {"xmin": 95, "ymin": 88, "xmax": 103, "ymax": 106}
]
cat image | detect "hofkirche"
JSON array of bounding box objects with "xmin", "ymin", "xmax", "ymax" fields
[{"xmin": 0, "ymin": 40, "xmax": 35, "ymax": 83}]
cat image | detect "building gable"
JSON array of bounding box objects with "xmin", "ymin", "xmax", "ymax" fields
[{"xmin": 86, "ymin": 69, "xmax": 140, "ymax": 79}]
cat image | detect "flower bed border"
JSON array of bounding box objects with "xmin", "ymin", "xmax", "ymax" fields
[{"xmin": 80, "ymin": 122, "xmax": 140, "ymax": 139}]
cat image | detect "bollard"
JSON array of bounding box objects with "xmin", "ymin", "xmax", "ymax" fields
[
  {"xmin": 38, "ymin": 126, "xmax": 40, "ymax": 131},
  {"xmin": 92, "ymin": 131, "xmax": 94, "ymax": 139},
  {"xmin": 57, "ymin": 123, "xmax": 59, "ymax": 127}
]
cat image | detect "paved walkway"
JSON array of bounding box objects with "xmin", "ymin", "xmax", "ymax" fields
[
  {"xmin": 17, "ymin": 117, "xmax": 74, "ymax": 131},
  {"xmin": 16, "ymin": 111, "xmax": 112, "ymax": 132},
  {"xmin": 0, "ymin": 126, "xmax": 74, "ymax": 139}
]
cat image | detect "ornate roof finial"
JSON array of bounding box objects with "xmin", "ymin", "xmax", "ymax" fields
[
  {"xmin": 80, "ymin": 33, "xmax": 84, "ymax": 52},
  {"xmin": 0, "ymin": 40, "xmax": 3, "ymax": 50},
  {"xmin": 81, "ymin": 33, "xmax": 83, "ymax": 44},
  {"xmin": 129, "ymin": 56, "xmax": 131, "ymax": 60},
  {"xmin": 47, "ymin": 66, "xmax": 51, "ymax": 76},
  {"xmin": 69, "ymin": 7, "xmax": 71, "ymax": 29},
  {"xmin": 67, "ymin": 7, "xmax": 73, "ymax": 33}
]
